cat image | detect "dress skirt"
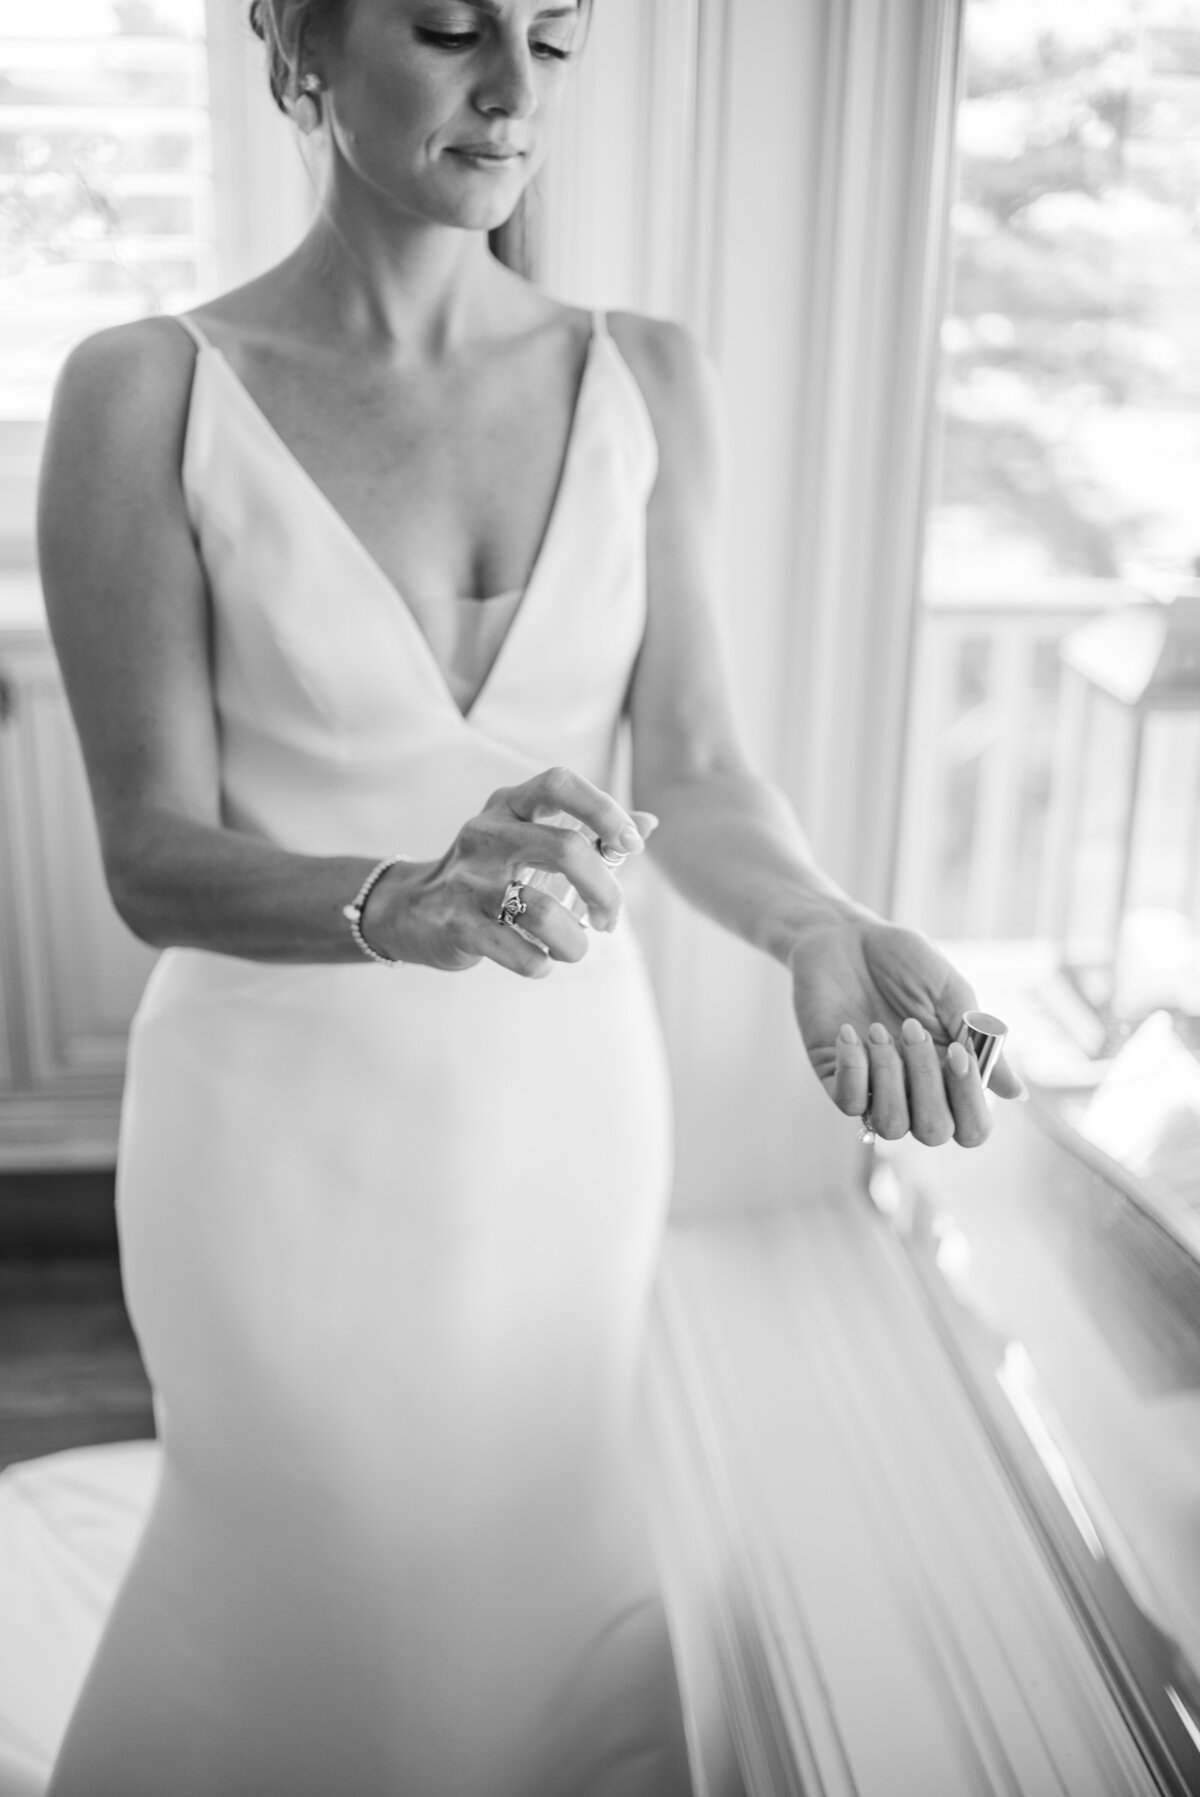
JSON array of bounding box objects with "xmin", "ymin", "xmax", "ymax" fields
[{"xmin": 47, "ymin": 935, "xmax": 693, "ymax": 1796}]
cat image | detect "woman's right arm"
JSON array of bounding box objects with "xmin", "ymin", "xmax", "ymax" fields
[{"xmin": 36, "ymin": 322, "xmax": 639, "ymax": 973}]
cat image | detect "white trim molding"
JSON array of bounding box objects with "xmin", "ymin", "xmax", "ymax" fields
[
  {"xmin": 779, "ymin": 0, "xmax": 963, "ymax": 914},
  {"xmin": 204, "ymin": 0, "xmax": 315, "ymax": 290},
  {"xmin": 541, "ymin": 0, "xmax": 730, "ymax": 323}
]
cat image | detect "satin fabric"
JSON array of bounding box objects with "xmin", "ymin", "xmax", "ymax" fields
[
  {"xmin": 0, "ymin": 1444, "xmax": 160, "ymax": 1795},
  {"xmin": 46, "ymin": 313, "xmax": 695, "ymax": 1797}
]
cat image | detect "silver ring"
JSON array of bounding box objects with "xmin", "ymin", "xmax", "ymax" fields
[
  {"xmin": 596, "ymin": 839, "xmax": 628, "ymax": 868},
  {"xmin": 857, "ymin": 1111, "xmax": 876, "ymax": 1144},
  {"xmin": 498, "ymin": 880, "xmax": 528, "ymax": 927}
]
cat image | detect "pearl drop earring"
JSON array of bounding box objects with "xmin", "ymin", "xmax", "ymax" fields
[{"xmin": 291, "ymin": 72, "xmax": 323, "ymax": 135}]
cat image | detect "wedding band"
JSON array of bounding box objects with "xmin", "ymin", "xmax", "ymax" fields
[
  {"xmin": 498, "ymin": 880, "xmax": 528, "ymax": 927},
  {"xmin": 596, "ymin": 839, "xmax": 628, "ymax": 868}
]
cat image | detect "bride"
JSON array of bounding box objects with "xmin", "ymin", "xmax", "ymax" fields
[{"xmin": 36, "ymin": 1, "xmax": 1018, "ymax": 1792}]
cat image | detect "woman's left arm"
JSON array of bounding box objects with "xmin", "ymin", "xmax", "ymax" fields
[{"xmin": 612, "ymin": 314, "xmax": 1022, "ymax": 1148}]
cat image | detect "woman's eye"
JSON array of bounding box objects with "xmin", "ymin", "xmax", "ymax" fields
[
  {"xmin": 415, "ymin": 26, "xmax": 575, "ymax": 61},
  {"xmin": 415, "ymin": 29, "xmax": 480, "ymax": 51}
]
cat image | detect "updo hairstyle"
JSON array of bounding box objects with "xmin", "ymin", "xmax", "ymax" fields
[
  {"xmin": 249, "ymin": 0, "xmax": 346, "ymax": 110},
  {"xmin": 247, "ymin": 0, "xmax": 551, "ymax": 277}
]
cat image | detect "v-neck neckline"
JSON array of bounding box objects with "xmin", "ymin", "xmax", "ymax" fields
[{"xmin": 189, "ymin": 313, "xmax": 601, "ymax": 728}]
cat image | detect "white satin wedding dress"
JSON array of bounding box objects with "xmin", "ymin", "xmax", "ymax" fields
[{"xmin": 45, "ymin": 311, "xmax": 695, "ymax": 1797}]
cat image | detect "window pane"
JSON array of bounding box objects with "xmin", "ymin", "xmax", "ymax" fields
[
  {"xmin": 0, "ymin": 1, "xmax": 214, "ymax": 558},
  {"xmin": 926, "ymin": 0, "xmax": 1200, "ymax": 594},
  {"xmin": 898, "ymin": 0, "xmax": 1200, "ymax": 993}
]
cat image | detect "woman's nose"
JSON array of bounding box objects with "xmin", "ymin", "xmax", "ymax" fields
[{"xmin": 474, "ymin": 36, "xmax": 537, "ymax": 119}]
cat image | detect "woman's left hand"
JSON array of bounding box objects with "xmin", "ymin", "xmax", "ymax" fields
[{"xmin": 790, "ymin": 913, "xmax": 1024, "ymax": 1147}]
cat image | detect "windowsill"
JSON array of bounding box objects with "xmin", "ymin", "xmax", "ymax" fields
[
  {"xmin": 644, "ymin": 1198, "xmax": 1162, "ymax": 1796},
  {"xmin": 874, "ymin": 940, "xmax": 1200, "ymax": 1793},
  {"xmin": 933, "ymin": 939, "xmax": 1200, "ymax": 1263}
]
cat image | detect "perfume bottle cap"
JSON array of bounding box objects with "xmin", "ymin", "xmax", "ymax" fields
[{"xmin": 956, "ymin": 1010, "xmax": 1008, "ymax": 1089}]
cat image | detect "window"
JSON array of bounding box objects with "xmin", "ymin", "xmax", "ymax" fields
[
  {"xmin": 886, "ymin": 2, "xmax": 1200, "ymax": 1784},
  {"xmin": 0, "ymin": 0, "xmax": 214, "ymax": 566},
  {"xmin": 899, "ymin": 0, "xmax": 1200, "ymax": 943}
]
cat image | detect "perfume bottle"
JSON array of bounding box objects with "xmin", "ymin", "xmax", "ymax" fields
[{"xmin": 519, "ymin": 810, "xmax": 628, "ymax": 926}]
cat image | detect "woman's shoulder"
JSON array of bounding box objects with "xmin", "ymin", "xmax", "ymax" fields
[
  {"xmin": 605, "ymin": 309, "xmax": 708, "ymax": 374},
  {"xmin": 50, "ymin": 314, "xmax": 200, "ymax": 442},
  {"xmin": 604, "ymin": 310, "xmax": 723, "ymax": 464},
  {"xmin": 51, "ymin": 255, "xmax": 290, "ymax": 423}
]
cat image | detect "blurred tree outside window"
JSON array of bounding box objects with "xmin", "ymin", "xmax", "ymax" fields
[
  {"xmin": 927, "ymin": 0, "xmax": 1200, "ymax": 594},
  {"xmin": 0, "ymin": 0, "xmax": 213, "ymax": 564},
  {"xmin": 900, "ymin": 0, "xmax": 1200, "ymax": 950}
]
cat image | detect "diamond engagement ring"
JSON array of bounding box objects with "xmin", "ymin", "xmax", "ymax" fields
[
  {"xmin": 498, "ymin": 880, "xmax": 528, "ymax": 927},
  {"xmin": 857, "ymin": 1111, "xmax": 877, "ymax": 1145}
]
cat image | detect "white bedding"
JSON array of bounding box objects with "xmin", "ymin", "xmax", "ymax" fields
[{"xmin": 0, "ymin": 1442, "xmax": 159, "ymax": 1797}]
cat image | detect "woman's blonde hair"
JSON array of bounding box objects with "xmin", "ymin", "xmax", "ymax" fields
[
  {"xmin": 246, "ymin": 0, "xmax": 588, "ymax": 278},
  {"xmin": 249, "ymin": 0, "xmax": 341, "ymax": 108}
]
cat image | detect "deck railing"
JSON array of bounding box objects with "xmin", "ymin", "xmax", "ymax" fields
[{"xmin": 894, "ymin": 580, "xmax": 1144, "ymax": 942}]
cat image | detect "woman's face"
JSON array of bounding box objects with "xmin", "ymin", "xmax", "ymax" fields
[{"xmin": 319, "ymin": 0, "xmax": 583, "ymax": 232}]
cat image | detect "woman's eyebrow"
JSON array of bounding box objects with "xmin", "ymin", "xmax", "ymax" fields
[{"xmin": 449, "ymin": 1, "xmax": 580, "ymax": 15}]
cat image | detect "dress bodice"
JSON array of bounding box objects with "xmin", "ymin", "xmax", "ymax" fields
[
  {"xmin": 175, "ymin": 311, "xmax": 659, "ymax": 861},
  {"xmin": 407, "ymin": 586, "xmax": 524, "ymax": 716}
]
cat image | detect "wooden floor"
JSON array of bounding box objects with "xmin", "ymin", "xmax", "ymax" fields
[{"xmin": 0, "ymin": 1174, "xmax": 154, "ymax": 1473}]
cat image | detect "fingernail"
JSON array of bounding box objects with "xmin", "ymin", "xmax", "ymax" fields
[
  {"xmin": 868, "ymin": 1022, "xmax": 890, "ymax": 1046},
  {"xmin": 838, "ymin": 1023, "xmax": 859, "ymax": 1046},
  {"xmin": 901, "ymin": 1018, "xmax": 925, "ymax": 1046},
  {"xmin": 635, "ymin": 812, "xmax": 660, "ymax": 834},
  {"xmin": 947, "ymin": 1041, "xmax": 969, "ymax": 1076},
  {"xmin": 618, "ymin": 825, "xmax": 644, "ymax": 852}
]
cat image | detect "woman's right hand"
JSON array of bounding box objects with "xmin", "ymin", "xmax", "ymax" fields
[{"xmin": 365, "ymin": 767, "xmax": 658, "ymax": 977}]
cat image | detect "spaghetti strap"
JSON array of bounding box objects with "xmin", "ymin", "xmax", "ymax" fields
[
  {"xmin": 590, "ymin": 307, "xmax": 659, "ymax": 487},
  {"xmin": 173, "ymin": 313, "xmax": 211, "ymax": 354}
]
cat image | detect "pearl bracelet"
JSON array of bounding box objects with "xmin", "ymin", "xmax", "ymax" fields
[{"xmin": 341, "ymin": 855, "xmax": 411, "ymax": 967}]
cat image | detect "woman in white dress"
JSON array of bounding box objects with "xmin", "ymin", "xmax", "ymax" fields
[{"xmin": 35, "ymin": 2, "xmax": 1019, "ymax": 1792}]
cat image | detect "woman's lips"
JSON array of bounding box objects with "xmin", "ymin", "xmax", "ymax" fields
[{"xmin": 447, "ymin": 145, "xmax": 525, "ymax": 165}]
